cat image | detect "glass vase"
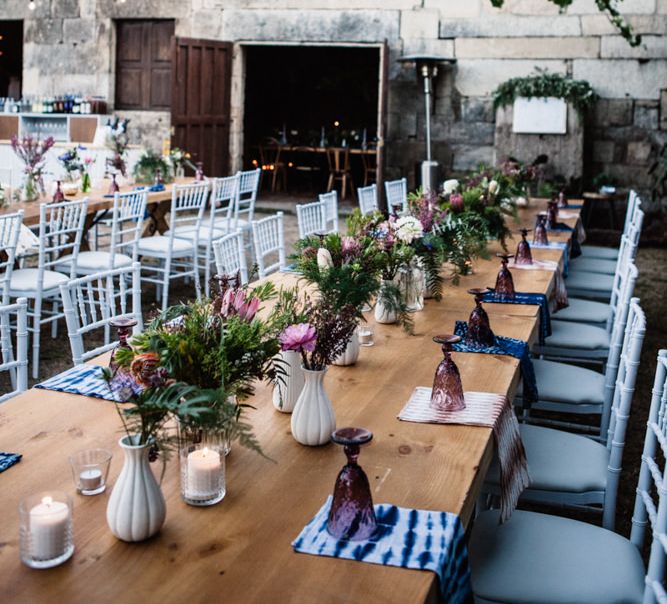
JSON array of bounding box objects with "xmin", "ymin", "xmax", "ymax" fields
[
  {"xmin": 178, "ymin": 429, "xmax": 226, "ymax": 507},
  {"xmin": 20, "ymin": 172, "xmax": 40, "ymax": 202},
  {"xmin": 399, "ymin": 262, "xmax": 424, "ymax": 312},
  {"xmin": 467, "ymin": 288, "xmax": 495, "ymax": 347},
  {"xmin": 430, "ymin": 335, "xmax": 465, "ymax": 412}
]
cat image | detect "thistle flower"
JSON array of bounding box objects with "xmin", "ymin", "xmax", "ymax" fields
[{"xmin": 279, "ymin": 323, "xmax": 317, "ymax": 353}]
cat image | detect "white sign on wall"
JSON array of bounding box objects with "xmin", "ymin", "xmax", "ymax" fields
[{"xmin": 512, "ymin": 97, "xmax": 567, "ymax": 135}]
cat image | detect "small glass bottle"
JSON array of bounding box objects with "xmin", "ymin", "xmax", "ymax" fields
[
  {"xmin": 514, "ymin": 229, "xmax": 533, "ymax": 265},
  {"xmin": 430, "ymin": 334, "xmax": 466, "ymax": 412},
  {"xmin": 466, "ymin": 288, "xmax": 495, "ymax": 347}
]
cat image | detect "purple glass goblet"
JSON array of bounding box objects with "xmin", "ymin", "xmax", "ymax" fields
[
  {"xmin": 391, "ymin": 203, "xmax": 402, "ymax": 218},
  {"xmin": 108, "ymin": 317, "xmax": 138, "ymax": 374},
  {"xmin": 52, "ymin": 180, "xmax": 65, "ymax": 204},
  {"xmin": 467, "ymin": 288, "xmax": 495, "ymax": 347},
  {"xmin": 108, "ymin": 173, "xmax": 120, "ymax": 196},
  {"xmin": 327, "ymin": 427, "xmax": 377, "ymax": 541},
  {"xmin": 195, "ymin": 162, "xmax": 205, "ymax": 182},
  {"xmin": 557, "ymin": 189, "xmax": 568, "ymax": 208},
  {"xmin": 430, "ymin": 335, "xmax": 465, "ymax": 412},
  {"xmin": 546, "ymin": 200, "xmax": 559, "ymax": 229},
  {"xmin": 514, "ymin": 229, "xmax": 533, "ymax": 265},
  {"xmin": 533, "ymin": 214, "xmax": 549, "ymax": 246},
  {"xmin": 154, "ymin": 168, "xmax": 164, "ymax": 187},
  {"xmin": 495, "ymin": 253, "xmax": 516, "ymax": 299}
]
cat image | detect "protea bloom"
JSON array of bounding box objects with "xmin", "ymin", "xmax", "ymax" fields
[{"xmin": 279, "ymin": 323, "xmax": 317, "ymax": 353}]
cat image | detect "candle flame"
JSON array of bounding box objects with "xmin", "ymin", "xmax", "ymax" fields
[
  {"xmin": 202, "ymin": 447, "xmax": 209, "ymax": 456},
  {"xmin": 42, "ymin": 496, "xmax": 53, "ymax": 505}
]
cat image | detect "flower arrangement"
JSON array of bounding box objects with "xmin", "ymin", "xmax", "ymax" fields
[
  {"xmin": 133, "ymin": 149, "xmax": 172, "ymax": 185},
  {"xmin": 105, "ymin": 117, "xmax": 130, "ymax": 177},
  {"xmin": 11, "ymin": 134, "xmax": 55, "ymax": 202},
  {"xmin": 58, "ymin": 145, "xmax": 86, "ymax": 181},
  {"xmin": 169, "ymin": 147, "xmax": 196, "ymax": 177}
]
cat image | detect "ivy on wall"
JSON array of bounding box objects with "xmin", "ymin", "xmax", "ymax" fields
[{"xmin": 489, "ymin": 0, "xmax": 642, "ymax": 47}]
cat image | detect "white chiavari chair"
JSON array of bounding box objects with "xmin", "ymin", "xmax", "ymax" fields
[
  {"xmin": 318, "ymin": 190, "xmax": 339, "ymax": 233},
  {"xmin": 136, "ymin": 181, "xmax": 208, "ymax": 311},
  {"xmin": 384, "ymin": 177, "xmax": 408, "ymax": 214},
  {"xmin": 236, "ymin": 168, "xmax": 261, "ymax": 231},
  {"xmin": 0, "ymin": 211, "xmax": 23, "ymax": 304},
  {"xmin": 213, "ymin": 230, "xmax": 248, "ymax": 286},
  {"xmin": 59, "ymin": 263, "xmax": 142, "ymax": 367},
  {"xmin": 252, "ymin": 212, "xmax": 286, "ymax": 279},
  {"xmin": 470, "ymin": 345, "xmax": 667, "ymax": 604},
  {"xmin": 357, "ymin": 183, "xmax": 379, "ymax": 216},
  {"xmin": 485, "ymin": 299, "xmax": 645, "ymax": 529},
  {"xmin": 296, "ymin": 200, "xmax": 327, "ymax": 240},
  {"xmin": 0, "ymin": 298, "xmax": 28, "ymax": 403},
  {"xmin": 8, "ymin": 199, "xmax": 88, "ymax": 378}
]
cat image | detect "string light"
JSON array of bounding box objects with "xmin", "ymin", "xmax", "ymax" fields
[{"xmin": 28, "ymin": 0, "xmax": 36, "ymax": 10}]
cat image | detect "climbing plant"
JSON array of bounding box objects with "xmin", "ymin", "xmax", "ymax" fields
[{"xmin": 489, "ymin": 0, "xmax": 641, "ymax": 47}]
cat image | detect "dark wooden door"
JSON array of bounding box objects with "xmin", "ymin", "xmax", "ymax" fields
[
  {"xmin": 171, "ymin": 38, "xmax": 232, "ymax": 177},
  {"xmin": 376, "ymin": 40, "xmax": 389, "ymax": 212}
]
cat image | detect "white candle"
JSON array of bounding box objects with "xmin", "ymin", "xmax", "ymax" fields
[
  {"xmin": 79, "ymin": 469, "xmax": 103, "ymax": 492},
  {"xmin": 186, "ymin": 448, "xmax": 221, "ymax": 500},
  {"xmin": 29, "ymin": 496, "xmax": 70, "ymax": 561}
]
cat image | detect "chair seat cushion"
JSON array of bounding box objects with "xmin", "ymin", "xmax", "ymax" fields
[
  {"xmin": 552, "ymin": 297, "xmax": 611, "ymax": 325},
  {"xmin": 518, "ymin": 359, "xmax": 604, "ymax": 406},
  {"xmin": 9, "ymin": 268, "xmax": 69, "ymax": 295},
  {"xmin": 470, "ymin": 509, "xmax": 644, "ymax": 604},
  {"xmin": 542, "ymin": 320, "xmax": 610, "ymax": 351},
  {"xmin": 570, "ymin": 256, "xmax": 617, "ymax": 275},
  {"xmin": 566, "ymin": 270, "xmax": 614, "ymax": 293},
  {"xmin": 486, "ymin": 424, "xmax": 607, "ymax": 494},
  {"xmin": 173, "ymin": 225, "xmax": 226, "ymax": 243},
  {"xmin": 136, "ymin": 236, "xmax": 194, "ymax": 256},
  {"xmin": 582, "ymin": 244, "xmax": 619, "ymax": 260},
  {"xmin": 56, "ymin": 251, "xmax": 133, "ymax": 274}
]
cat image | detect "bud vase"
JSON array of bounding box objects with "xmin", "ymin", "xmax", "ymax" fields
[
  {"xmin": 374, "ymin": 280, "xmax": 398, "ymax": 324},
  {"xmin": 106, "ymin": 435, "xmax": 166, "ymax": 542},
  {"xmin": 272, "ymin": 350, "xmax": 306, "ymax": 413},
  {"xmin": 291, "ymin": 367, "xmax": 336, "ymax": 446},
  {"xmin": 332, "ymin": 327, "xmax": 360, "ymax": 366}
]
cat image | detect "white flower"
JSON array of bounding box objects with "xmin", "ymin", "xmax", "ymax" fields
[
  {"xmin": 443, "ymin": 179, "xmax": 459, "ymax": 195},
  {"xmin": 394, "ymin": 216, "xmax": 424, "ymax": 244},
  {"xmin": 317, "ymin": 248, "xmax": 333, "ymax": 270},
  {"xmin": 488, "ymin": 180, "xmax": 499, "ymax": 195}
]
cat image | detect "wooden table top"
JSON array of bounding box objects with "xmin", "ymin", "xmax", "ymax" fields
[{"xmin": 0, "ymin": 198, "xmax": 571, "ymax": 604}]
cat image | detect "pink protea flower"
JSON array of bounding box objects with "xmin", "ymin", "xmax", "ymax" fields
[
  {"xmin": 238, "ymin": 296, "xmax": 260, "ymax": 322},
  {"xmin": 279, "ymin": 323, "xmax": 317, "ymax": 353},
  {"xmin": 450, "ymin": 193, "xmax": 464, "ymax": 213},
  {"xmin": 341, "ymin": 236, "xmax": 360, "ymax": 258}
]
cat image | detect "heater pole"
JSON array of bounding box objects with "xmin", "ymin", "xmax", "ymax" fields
[{"xmin": 422, "ymin": 65, "xmax": 432, "ymax": 162}]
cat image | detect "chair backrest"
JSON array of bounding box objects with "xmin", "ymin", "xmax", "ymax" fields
[
  {"xmin": 237, "ymin": 168, "xmax": 261, "ymax": 225},
  {"xmin": 296, "ymin": 200, "xmax": 327, "ymax": 240},
  {"xmin": 630, "ymin": 349, "xmax": 667, "ymax": 603},
  {"xmin": 623, "ymin": 190, "xmax": 639, "ymax": 237},
  {"xmin": 601, "ymin": 298, "xmax": 645, "ymax": 530},
  {"xmin": 318, "ymin": 190, "xmax": 339, "ymax": 233},
  {"xmin": 0, "ymin": 297, "xmax": 28, "ymax": 403},
  {"xmin": 0, "ymin": 210, "xmax": 23, "ymax": 304},
  {"xmin": 357, "ymin": 184, "xmax": 379, "ymax": 216},
  {"xmin": 608, "ymin": 215, "xmax": 643, "ymax": 328},
  {"xmin": 385, "ymin": 177, "xmax": 408, "ymax": 213},
  {"xmin": 210, "ymin": 174, "xmax": 240, "ymax": 233},
  {"xmin": 167, "ymin": 181, "xmax": 209, "ymax": 242},
  {"xmin": 213, "ymin": 230, "xmax": 248, "ymax": 285},
  {"xmin": 38, "ymin": 198, "xmax": 89, "ymax": 280},
  {"xmin": 252, "ymin": 212, "xmax": 286, "ymax": 278},
  {"xmin": 59, "ymin": 263, "xmax": 142, "ymax": 366},
  {"xmin": 110, "ymin": 189, "xmax": 148, "ymax": 266},
  {"xmin": 326, "ymin": 147, "xmax": 350, "ymax": 173}
]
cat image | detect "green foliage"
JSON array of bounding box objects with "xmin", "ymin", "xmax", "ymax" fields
[
  {"xmin": 377, "ymin": 280, "xmax": 414, "ymax": 334},
  {"xmin": 132, "ymin": 150, "xmax": 172, "ymax": 184}
]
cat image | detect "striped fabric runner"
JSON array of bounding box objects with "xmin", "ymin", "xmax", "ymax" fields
[
  {"xmin": 398, "ymin": 388, "xmax": 530, "ymax": 523},
  {"xmin": 293, "ymin": 495, "xmax": 471, "ymax": 603},
  {"xmin": 36, "ymin": 364, "xmax": 119, "ymax": 402},
  {"xmin": 0, "ymin": 452, "xmax": 22, "ymax": 473},
  {"xmin": 511, "ymin": 259, "xmax": 569, "ymax": 309}
]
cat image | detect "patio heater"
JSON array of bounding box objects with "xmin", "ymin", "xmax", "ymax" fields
[{"xmin": 397, "ymin": 55, "xmax": 456, "ymax": 193}]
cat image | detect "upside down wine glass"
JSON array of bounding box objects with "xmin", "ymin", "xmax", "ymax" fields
[
  {"xmin": 494, "ymin": 253, "xmax": 516, "ymax": 299},
  {"xmin": 430, "ymin": 335, "xmax": 466, "ymax": 412},
  {"xmin": 327, "ymin": 428, "xmax": 377, "ymax": 541},
  {"xmin": 546, "ymin": 200, "xmax": 559, "ymax": 229},
  {"xmin": 514, "ymin": 229, "xmax": 533, "ymax": 265},
  {"xmin": 533, "ymin": 214, "xmax": 549, "ymax": 245},
  {"xmin": 466, "ymin": 288, "xmax": 495, "ymax": 347},
  {"xmin": 108, "ymin": 317, "xmax": 138, "ymax": 374},
  {"xmin": 557, "ymin": 189, "xmax": 569, "ymax": 208}
]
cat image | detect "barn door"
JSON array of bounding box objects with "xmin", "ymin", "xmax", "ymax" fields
[
  {"xmin": 375, "ymin": 40, "xmax": 390, "ymax": 212},
  {"xmin": 171, "ymin": 38, "xmax": 232, "ymax": 177}
]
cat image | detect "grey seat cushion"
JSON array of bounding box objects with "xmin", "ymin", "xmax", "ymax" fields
[
  {"xmin": 570, "ymin": 256, "xmax": 617, "ymax": 275},
  {"xmin": 470, "ymin": 510, "xmax": 645, "ymax": 604},
  {"xmin": 541, "ymin": 320, "xmax": 610, "ymax": 351},
  {"xmin": 517, "ymin": 359, "xmax": 604, "ymax": 406},
  {"xmin": 566, "ymin": 270, "xmax": 614, "ymax": 294},
  {"xmin": 581, "ymin": 244, "xmax": 619, "ymax": 260},
  {"xmin": 486, "ymin": 424, "xmax": 607, "ymax": 493},
  {"xmin": 553, "ymin": 297, "xmax": 611, "ymax": 325}
]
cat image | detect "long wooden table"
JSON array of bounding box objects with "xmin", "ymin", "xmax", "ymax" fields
[{"xmin": 0, "ymin": 199, "xmax": 577, "ymax": 603}]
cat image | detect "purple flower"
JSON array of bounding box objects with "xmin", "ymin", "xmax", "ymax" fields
[
  {"xmin": 279, "ymin": 323, "xmax": 317, "ymax": 353},
  {"xmin": 108, "ymin": 370, "xmax": 144, "ymax": 402}
]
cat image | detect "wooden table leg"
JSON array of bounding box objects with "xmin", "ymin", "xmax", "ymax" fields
[{"xmin": 143, "ymin": 200, "xmax": 170, "ymax": 237}]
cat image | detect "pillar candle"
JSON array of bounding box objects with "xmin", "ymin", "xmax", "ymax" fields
[
  {"xmin": 186, "ymin": 448, "xmax": 221, "ymax": 500},
  {"xmin": 29, "ymin": 497, "xmax": 69, "ymax": 561}
]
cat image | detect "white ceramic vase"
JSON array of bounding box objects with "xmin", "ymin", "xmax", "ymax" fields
[
  {"xmin": 272, "ymin": 350, "xmax": 306, "ymax": 413},
  {"xmin": 374, "ymin": 280, "xmax": 398, "ymax": 324},
  {"xmin": 332, "ymin": 327, "xmax": 360, "ymax": 366},
  {"xmin": 290, "ymin": 367, "xmax": 336, "ymax": 446},
  {"xmin": 106, "ymin": 435, "xmax": 166, "ymax": 542}
]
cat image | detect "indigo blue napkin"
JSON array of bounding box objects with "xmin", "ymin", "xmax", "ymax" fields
[
  {"xmin": 0, "ymin": 452, "xmax": 22, "ymax": 473},
  {"xmin": 36, "ymin": 364, "xmax": 119, "ymax": 402},
  {"xmin": 293, "ymin": 495, "xmax": 471, "ymax": 604},
  {"xmin": 453, "ymin": 321, "xmax": 538, "ymax": 407},
  {"xmin": 482, "ymin": 290, "xmax": 551, "ymax": 345}
]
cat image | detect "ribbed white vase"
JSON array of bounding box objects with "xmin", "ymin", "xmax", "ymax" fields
[
  {"xmin": 374, "ymin": 280, "xmax": 398, "ymax": 324},
  {"xmin": 290, "ymin": 367, "xmax": 336, "ymax": 446},
  {"xmin": 272, "ymin": 350, "xmax": 305, "ymax": 413},
  {"xmin": 332, "ymin": 327, "xmax": 360, "ymax": 366},
  {"xmin": 106, "ymin": 435, "xmax": 166, "ymax": 542}
]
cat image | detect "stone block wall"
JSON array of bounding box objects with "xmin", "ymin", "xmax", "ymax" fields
[{"xmin": 1, "ymin": 0, "xmax": 666, "ymax": 207}]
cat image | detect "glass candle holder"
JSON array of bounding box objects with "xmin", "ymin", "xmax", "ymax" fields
[
  {"xmin": 69, "ymin": 449, "xmax": 112, "ymax": 495},
  {"xmin": 108, "ymin": 316, "xmax": 138, "ymax": 374},
  {"xmin": 515, "ymin": 229, "xmax": 533, "ymax": 265},
  {"xmin": 430, "ymin": 335, "xmax": 465, "ymax": 412},
  {"xmin": 179, "ymin": 429, "xmax": 226, "ymax": 507},
  {"xmin": 533, "ymin": 214, "xmax": 549, "ymax": 245},
  {"xmin": 327, "ymin": 427, "xmax": 377, "ymax": 541},
  {"xmin": 467, "ymin": 288, "xmax": 495, "ymax": 347},
  {"xmin": 358, "ymin": 324, "xmax": 374, "ymax": 347},
  {"xmin": 494, "ymin": 253, "xmax": 516, "ymax": 299},
  {"xmin": 20, "ymin": 491, "xmax": 74, "ymax": 569}
]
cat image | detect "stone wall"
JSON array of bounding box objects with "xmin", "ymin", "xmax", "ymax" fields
[{"xmin": 1, "ymin": 0, "xmax": 666, "ymax": 206}]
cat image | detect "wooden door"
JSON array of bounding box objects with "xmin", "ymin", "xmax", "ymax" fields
[
  {"xmin": 375, "ymin": 40, "xmax": 390, "ymax": 212},
  {"xmin": 171, "ymin": 38, "xmax": 232, "ymax": 177}
]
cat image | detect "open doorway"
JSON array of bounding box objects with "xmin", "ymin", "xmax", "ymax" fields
[
  {"xmin": 0, "ymin": 21, "xmax": 23, "ymax": 98},
  {"xmin": 242, "ymin": 44, "xmax": 382, "ymax": 198}
]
